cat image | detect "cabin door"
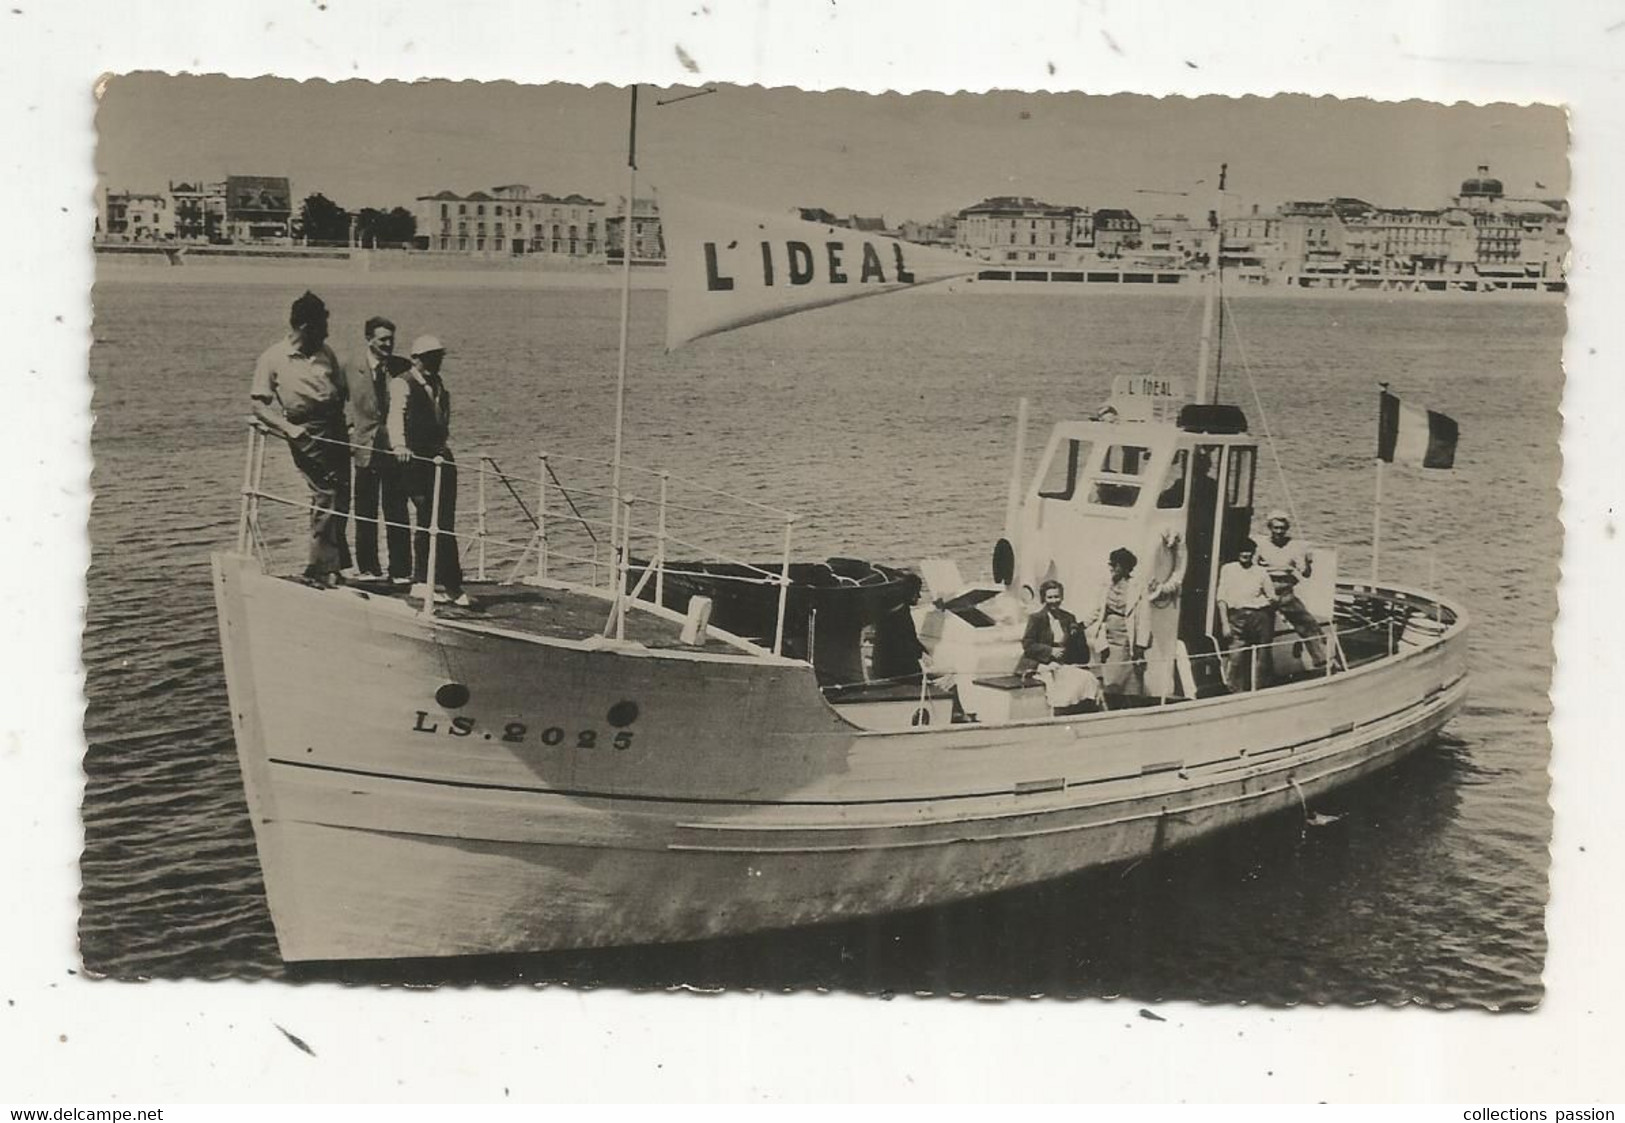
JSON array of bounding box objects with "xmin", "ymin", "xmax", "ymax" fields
[
  {"xmin": 1178, "ymin": 443, "xmax": 1225, "ymax": 642},
  {"xmin": 1177, "ymin": 442, "xmax": 1258, "ymax": 640}
]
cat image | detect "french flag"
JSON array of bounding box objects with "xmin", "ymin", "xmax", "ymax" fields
[{"xmin": 1378, "ymin": 389, "xmax": 1458, "ymax": 469}]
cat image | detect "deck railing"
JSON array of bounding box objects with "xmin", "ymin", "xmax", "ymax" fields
[
  {"xmin": 933, "ymin": 601, "xmax": 1455, "ymax": 715},
  {"xmin": 236, "ymin": 422, "xmax": 800, "ymax": 653}
]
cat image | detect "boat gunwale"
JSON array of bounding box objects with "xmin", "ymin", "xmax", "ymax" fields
[
  {"xmin": 847, "ymin": 577, "xmax": 1470, "ymax": 740},
  {"xmin": 260, "ymin": 671, "xmax": 1467, "ymax": 824},
  {"xmin": 226, "ymin": 549, "xmax": 1470, "ymax": 739},
  {"xmin": 220, "ymin": 550, "xmax": 799, "ymax": 668}
]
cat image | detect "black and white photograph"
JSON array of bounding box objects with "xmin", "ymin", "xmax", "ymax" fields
[
  {"xmin": 84, "ymin": 75, "xmax": 1562, "ymax": 1005},
  {"xmin": 7, "ymin": 0, "xmax": 1625, "ymax": 1105}
]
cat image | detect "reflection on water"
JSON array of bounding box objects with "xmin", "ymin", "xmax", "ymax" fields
[{"xmin": 83, "ymin": 277, "xmax": 1559, "ymax": 1006}]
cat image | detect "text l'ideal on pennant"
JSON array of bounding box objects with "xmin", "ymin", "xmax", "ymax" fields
[{"xmin": 662, "ymin": 194, "xmax": 981, "ymax": 350}]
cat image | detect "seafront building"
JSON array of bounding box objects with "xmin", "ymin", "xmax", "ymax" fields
[
  {"xmin": 604, "ymin": 196, "xmax": 666, "ymax": 264},
  {"xmin": 99, "ymin": 175, "xmax": 291, "ymax": 245},
  {"xmin": 101, "ymin": 190, "xmax": 172, "ymax": 241},
  {"xmin": 168, "ymin": 180, "xmax": 226, "ymax": 242},
  {"xmin": 410, "ymin": 185, "xmax": 606, "ymax": 258},
  {"xmin": 223, "ymin": 176, "xmax": 293, "ymax": 243},
  {"xmin": 954, "ymin": 196, "xmax": 1090, "ymax": 264},
  {"xmin": 944, "ymin": 165, "xmax": 1567, "ymax": 289}
]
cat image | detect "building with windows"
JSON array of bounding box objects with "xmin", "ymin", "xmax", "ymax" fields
[
  {"xmin": 102, "ymin": 177, "xmax": 287, "ymax": 244},
  {"xmin": 1269, "ymin": 169, "xmax": 1569, "ymax": 281},
  {"xmin": 896, "ymin": 215, "xmax": 957, "ymax": 248},
  {"xmin": 1090, "ymin": 209, "xmax": 1142, "ymax": 257},
  {"xmin": 412, "ymin": 185, "xmax": 606, "ymax": 257},
  {"xmin": 102, "ymin": 189, "xmax": 173, "ymax": 241},
  {"xmin": 956, "ymin": 197, "xmax": 1088, "ymax": 264},
  {"xmin": 168, "ymin": 180, "xmax": 227, "ymax": 242},
  {"xmin": 605, "ymin": 197, "xmax": 664, "ymax": 263},
  {"xmin": 1449, "ymin": 166, "xmax": 1569, "ymax": 278},
  {"xmin": 224, "ymin": 175, "xmax": 293, "ymax": 243}
]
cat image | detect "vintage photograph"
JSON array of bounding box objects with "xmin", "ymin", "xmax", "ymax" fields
[{"xmin": 85, "ymin": 75, "xmax": 1564, "ymax": 1006}]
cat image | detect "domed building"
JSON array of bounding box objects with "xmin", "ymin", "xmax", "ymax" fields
[{"xmin": 1455, "ymin": 164, "xmax": 1505, "ymax": 203}]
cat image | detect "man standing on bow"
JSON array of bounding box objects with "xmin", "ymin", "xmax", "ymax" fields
[
  {"xmin": 249, "ymin": 290, "xmax": 352, "ymax": 586},
  {"xmin": 389, "ymin": 334, "xmax": 472, "ymax": 608},
  {"xmin": 347, "ymin": 315, "xmax": 413, "ymax": 585},
  {"xmin": 1254, "ymin": 509, "xmax": 1328, "ymax": 670}
]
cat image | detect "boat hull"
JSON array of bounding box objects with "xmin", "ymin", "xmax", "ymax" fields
[{"xmin": 212, "ymin": 552, "xmax": 1468, "ymax": 962}]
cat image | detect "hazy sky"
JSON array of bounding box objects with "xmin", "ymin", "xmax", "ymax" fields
[{"xmin": 96, "ymin": 74, "xmax": 1569, "ymax": 221}]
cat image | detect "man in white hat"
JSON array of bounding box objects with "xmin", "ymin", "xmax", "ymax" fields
[
  {"xmin": 387, "ymin": 334, "xmax": 471, "ymax": 608},
  {"xmin": 1253, "ymin": 509, "xmax": 1325, "ymax": 669}
]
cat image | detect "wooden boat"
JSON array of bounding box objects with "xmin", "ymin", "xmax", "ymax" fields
[{"xmin": 212, "ymin": 130, "xmax": 1468, "ymax": 962}]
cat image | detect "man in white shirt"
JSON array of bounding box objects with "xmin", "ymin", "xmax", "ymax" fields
[
  {"xmin": 1253, "ymin": 509, "xmax": 1327, "ymax": 669},
  {"xmin": 1215, "ymin": 537, "xmax": 1277, "ymax": 692},
  {"xmin": 249, "ymin": 290, "xmax": 352, "ymax": 586}
]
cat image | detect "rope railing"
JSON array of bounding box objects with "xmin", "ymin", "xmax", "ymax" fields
[
  {"xmin": 242, "ymin": 422, "xmax": 1450, "ymax": 665},
  {"xmin": 239, "ymin": 421, "xmax": 801, "ymax": 646},
  {"xmin": 491, "ymin": 446, "xmax": 799, "ymax": 519},
  {"xmin": 812, "ymin": 609, "xmax": 1449, "ymax": 706}
]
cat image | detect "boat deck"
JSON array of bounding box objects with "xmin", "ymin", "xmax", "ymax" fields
[{"xmin": 284, "ymin": 573, "xmax": 754, "ymax": 654}]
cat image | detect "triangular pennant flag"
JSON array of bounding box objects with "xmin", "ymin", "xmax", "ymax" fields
[
  {"xmin": 1378, "ymin": 389, "xmax": 1459, "ymax": 469},
  {"xmin": 661, "ymin": 195, "xmax": 980, "ymax": 350}
]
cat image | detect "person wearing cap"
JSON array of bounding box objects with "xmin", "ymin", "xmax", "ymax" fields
[
  {"xmin": 249, "ymin": 290, "xmax": 353, "ymax": 586},
  {"xmin": 1253, "ymin": 509, "xmax": 1327, "ymax": 669},
  {"xmin": 388, "ymin": 334, "xmax": 471, "ymax": 608},
  {"xmin": 346, "ymin": 315, "xmax": 413, "ymax": 585},
  {"xmin": 1215, "ymin": 537, "xmax": 1277, "ymax": 692}
]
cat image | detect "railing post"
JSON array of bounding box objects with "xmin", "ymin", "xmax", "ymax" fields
[
  {"xmin": 615, "ymin": 497, "xmax": 634, "ymax": 642},
  {"xmin": 655, "ymin": 470, "xmax": 669, "ymax": 607},
  {"xmin": 348, "ymin": 456, "xmax": 358, "ymax": 558},
  {"xmin": 773, "ymin": 515, "xmax": 795, "ymax": 657},
  {"xmin": 422, "ymin": 455, "xmax": 445, "ymax": 617},
  {"xmin": 247, "ymin": 426, "xmax": 267, "ymax": 552},
  {"xmin": 536, "ymin": 451, "xmax": 549, "ymax": 581},
  {"xmin": 476, "ymin": 456, "xmax": 488, "ymax": 582},
  {"xmin": 236, "ymin": 424, "xmax": 258, "ymax": 553}
]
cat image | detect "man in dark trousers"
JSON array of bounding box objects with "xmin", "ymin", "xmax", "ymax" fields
[
  {"xmin": 347, "ymin": 315, "xmax": 413, "ymax": 585},
  {"xmin": 389, "ymin": 334, "xmax": 471, "ymax": 608},
  {"xmin": 249, "ymin": 290, "xmax": 352, "ymax": 586}
]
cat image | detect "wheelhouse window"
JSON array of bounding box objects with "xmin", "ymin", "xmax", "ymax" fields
[
  {"xmin": 1088, "ymin": 444, "xmax": 1152, "ymax": 508},
  {"xmin": 1156, "ymin": 448, "xmax": 1189, "ymax": 508},
  {"xmin": 1225, "ymin": 446, "xmax": 1257, "ymax": 507},
  {"xmin": 1037, "ymin": 438, "xmax": 1092, "ymax": 500}
]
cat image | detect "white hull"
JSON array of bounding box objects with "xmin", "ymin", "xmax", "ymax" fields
[{"xmin": 213, "ymin": 552, "xmax": 1468, "ymax": 962}]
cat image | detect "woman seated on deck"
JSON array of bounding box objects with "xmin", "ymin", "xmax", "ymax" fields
[
  {"xmin": 1083, "ymin": 547, "xmax": 1153, "ymax": 706},
  {"xmin": 1016, "ymin": 579, "xmax": 1091, "ymax": 674}
]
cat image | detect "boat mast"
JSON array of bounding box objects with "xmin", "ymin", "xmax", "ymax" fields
[
  {"xmin": 1193, "ymin": 163, "xmax": 1227, "ymax": 405},
  {"xmin": 609, "ymin": 85, "xmax": 639, "ymax": 602}
]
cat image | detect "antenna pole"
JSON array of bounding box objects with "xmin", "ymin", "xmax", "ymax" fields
[
  {"xmin": 1372, "ymin": 381, "xmax": 1387, "ymax": 582},
  {"xmin": 609, "ymin": 85, "xmax": 638, "ymax": 612},
  {"xmin": 1002, "ymin": 396, "xmax": 1029, "ymax": 547},
  {"xmin": 1194, "ymin": 163, "xmax": 1227, "ymax": 405}
]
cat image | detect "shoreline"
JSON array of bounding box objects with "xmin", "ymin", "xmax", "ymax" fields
[
  {"xmin": 94, "ymin": 255, "xmax": 666, "ymax": 291},
  {"xmin": 93, "ymin": 253, "xmax": 1568, "ymax": 303}
]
